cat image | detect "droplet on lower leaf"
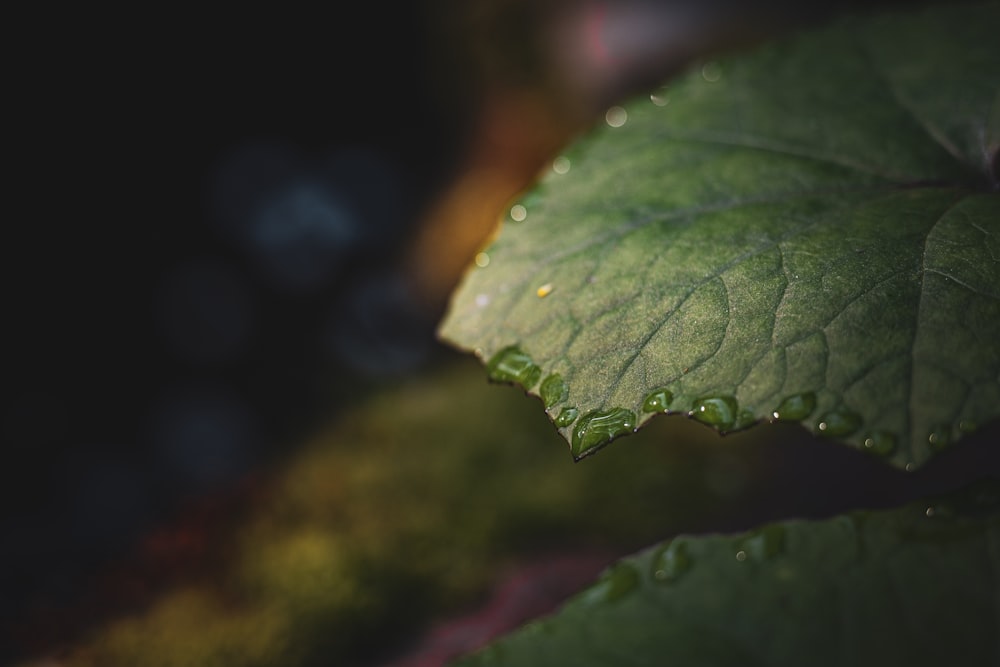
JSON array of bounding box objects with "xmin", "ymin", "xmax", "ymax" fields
[
  {"xmin": 928, "ymin": 425, "xmax": 953, "ymax": 451},
  {"xmin": 540, "ymin": 374, "xmax": 568, "ymax": 408},
  {"xmin": 958, "ymin": 420, "xmax": 978, "ymax": 433},
  {"xmin": 486, "ymin": 345, "xmax": 542, "ymax": 389},
  {"xmin": 650, "ymin": 86, "xmax": 670, "ymax": 106},
  {"xmin": 554, "ymin": 406, "xmax": 579, "ymax": 427},
  {"xmin": 690, "ymin": 395, "xmax": 739, "ymax": 430},
  {"xmin": 816, "ymin": 408, "xmax": 862, "ymax": 437},
  {"xmin": 863, "ymin": 430, "xmax": 897, "ymax": 457},
  {"xmin": 584, "ymin": 562, "xmax": 640, "ymax": 604},
  {"xmin": 771, "ymin": 392, "xmax": 816, "ymax": 421},
  {"xmin": 739, "ymin": 524, "xmax": 785, "ymax": 561},
  {"xmin": 642, "ymin": 388, "xmax": 673, "ymax": 413},
  {"xmin": 572, "ymin": 408, "xmax": 637, "ymax": 457},
  {"xmin": 652, "ymin": 540, "xmax": 691, "ymax": 583}
]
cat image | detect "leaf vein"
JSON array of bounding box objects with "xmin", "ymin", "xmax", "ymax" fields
[{"xmin": 651, "ymin": 130, "xmax": 902, "ymax": 182}]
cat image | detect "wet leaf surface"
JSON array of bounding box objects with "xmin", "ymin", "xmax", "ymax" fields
[{"xmin": 439, "ymin": 2, "xmax": 1000, "ymax": 468}]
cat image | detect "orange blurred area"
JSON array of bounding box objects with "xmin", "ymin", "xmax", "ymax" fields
[{"xmin": 405, "ymin": 87, "xmax": 590, "ymax": 314}]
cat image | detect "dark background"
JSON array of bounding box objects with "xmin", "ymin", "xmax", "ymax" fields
[
  {"xmin": 5, "ymin": 4, "xmax": 466, "ymax": 654},
  {"xmin": 4, "ymin": 0, "xmax": 987, "ymax": 663}
]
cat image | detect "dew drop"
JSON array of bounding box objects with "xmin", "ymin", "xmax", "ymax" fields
[
  {"xmin": 552, "ymin": 156, "xmax": 571, "ymax": 174},
  {"xmin": 474, "ymin": 252, "xmax": 490, "ymax": 268},
  {"xmin": 735, "ymin": 550, "xmax": 747, "ymax": 562},
  {"xmin": 739, "ymin": 524, "xmax": 785, "ymax": 561},
  {"xmin": 650, "ymin": 87, "xmax": 670, "ymax": 106},
  {"xmin": 651, "ymin": 540, "xmax": 691, "ymax": 583},
  {"xmin": 959, "ymin": 420, "xmax": 978, "ymax": 433},
  {"xmin": 690, "ymin": 395, "xmax": 738, "ymax": 430},
  {"xmin": 927, "ymin": 425, "xmax": 953, "ymax": 451},
  {"xmin": 816, "ymin": 408, "xmax": 862, "ymax": 437},
  {"xmin": 555, "ymin": 406, "xmax": 579, "ymax": 428},
  {"xmin": 584, "ymin": 563, "xmax": 640, "ymax": 604},
  {"xmin": 509, "ymin": 204, "xmax": 527, "ymax": 222},
  {"xmin": 540, "ymin": 374, "xmax": 568, "ymax": 408},
  {"xmin": 771, "ymin": 392, "xmax": 816, "ymax": 421},
  {"xmin": 486, "ymin": 345, "xmax": 542, "ymax": 389},
  {"xmin": 701, "ymin": 61, "xmax": 722, "ymax": 82},
  {"xmin": 605, "ymin": 106, "xmax": 628, "ymax": 128},
  {"xmin": 642, "ymin": 388, "xmax": 673, "ymax": 413},
  {"xmin": 571, "ymin": 407, "xmax": 636, "ymax": 457},
  {"xmin": 862, "ymin": 430, "xmax": 896, "ymax": 457},
  {"xmin": 905, "ymin": 462, "xmax": 916, "ymax": 472},
  {"xmin": 536, "ymin": 283, "xmax": 553, "ymax": 298}
]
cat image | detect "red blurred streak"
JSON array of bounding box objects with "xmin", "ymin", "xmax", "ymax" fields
[
  {"xmin": 384, "ymin": 552, "xmax": 617, "ymax": 667},
  {"xmin": 586, "ymin": 3, "xmax": 611, "ymax": 67}
]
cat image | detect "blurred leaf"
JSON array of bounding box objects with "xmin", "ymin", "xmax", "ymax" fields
[
  {"xmin": 438, "ymin": 2, "xmax": 1000, "ymax": 468},
  {"xmin": 451, "ymin": 480, "xmax": 1000, "ymax": 667}
]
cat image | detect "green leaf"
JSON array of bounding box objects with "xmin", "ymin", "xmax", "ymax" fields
[
  {"xmin": 438, "ymin": 2, "xmax": 1000, "ymax": 467},
  {"xmin": 450, "ymin": 481, "xmax": 1000, "ymax": 667}
]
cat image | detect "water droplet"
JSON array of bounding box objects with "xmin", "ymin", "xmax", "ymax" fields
[
  {"xmin": 959, "ymin": 420, "xmax": 978, "ymax": 433},
  {"xmin": 571, "ymin": 407, "xmax": 636, "ymax": 457},
  {"xmin": 927, "ymin": 425, "xmax": 953, "ymax": 451},
  {"xmin": 735, "ymin": 550, "xmax": 747, "ymax": 562},
  {"xmin": 605, "ymin": 106, "xmax": 628, "ymax": 127},
  {"xmin": 540, "ymin": 374, "xmax": 568, "ymax": 408},
  {"xmin": 509, "ymin": 204, "xmax": 527, "ymax": 222},
  {"xmin": 739, "ymin": 524, "xmax": 785, "ymax": 561},
  {"xmin": 863, "ymin": 430, "xmax": 896, "ymax": 457},
  {"xmin": 650, "ymin": 87, "xmax": 670, "ymax": 106},
  {"xmin": 816, "ymin": 408, "xmax": 861, "ymax": 437},
  {"xmin": 925, "ymin": 506, "xmax": 936, "ymax": 517},
  {"xmin": 555, "ymin": 406, "xmax": 579, "ymax": 427},
  {"xmin": 474, "ymin": 252, "xmax": 490, "ymax": 268},
  {"xmin": 584, "ymin": 563, "xmax": 640, "ymax": 604},
  {"xmin": 690, "ymin": 395, "xmax": 738, "ymax": 430},
  {"xmin": 552, "ymin": 156, "xmax": 571, "ymax": 174},
  {"xmin": 651, "ymin": 540, "xmax": 691, "ymax": 583},
  {"xmin": 536, "ymin": 283, "xmax": 553, "ymax": 298},
  {"xmin": 701, "ymin": 61, "xmax": 722, "ymax": 82},
  {"xmin": 771, "ymin": 392, "xmax": 816, "ymax": 421},
  {"xmin": 486, "ymin": 345, "xmax": 542, "ymax": 389},
  {"xmin": 905, "ymin": 462, "xmax": 916, "ymax": 472},
  {"xmin": 642, "ymin": 388, "xmax": 673, "ymax": 413}
]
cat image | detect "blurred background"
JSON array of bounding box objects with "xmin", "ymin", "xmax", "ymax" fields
[{"xmin": 5, "ymin": 1, "xmax": 993, "ymax": 665}]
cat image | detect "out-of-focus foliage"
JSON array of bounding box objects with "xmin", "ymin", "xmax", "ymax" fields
[{"xmin": 32, "ymin": 357, "xmax": 823, "ymax": 667}]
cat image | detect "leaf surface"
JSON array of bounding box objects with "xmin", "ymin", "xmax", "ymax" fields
[
  {"xmin": 450, "ymin": 481, "xmax": 1000, "ymax": 667},
  {"xmin": 438, "ymin": 2, "xmax": 1000, "ymax": 466}
]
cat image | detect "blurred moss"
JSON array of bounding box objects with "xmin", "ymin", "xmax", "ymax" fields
[
  {"xmin": 37, "ymin": 356, "xmax": 786, "ymax": 667},
  {"xmin": 68, "ymin": 588, "xmax": 289, "ymax": 667}
]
